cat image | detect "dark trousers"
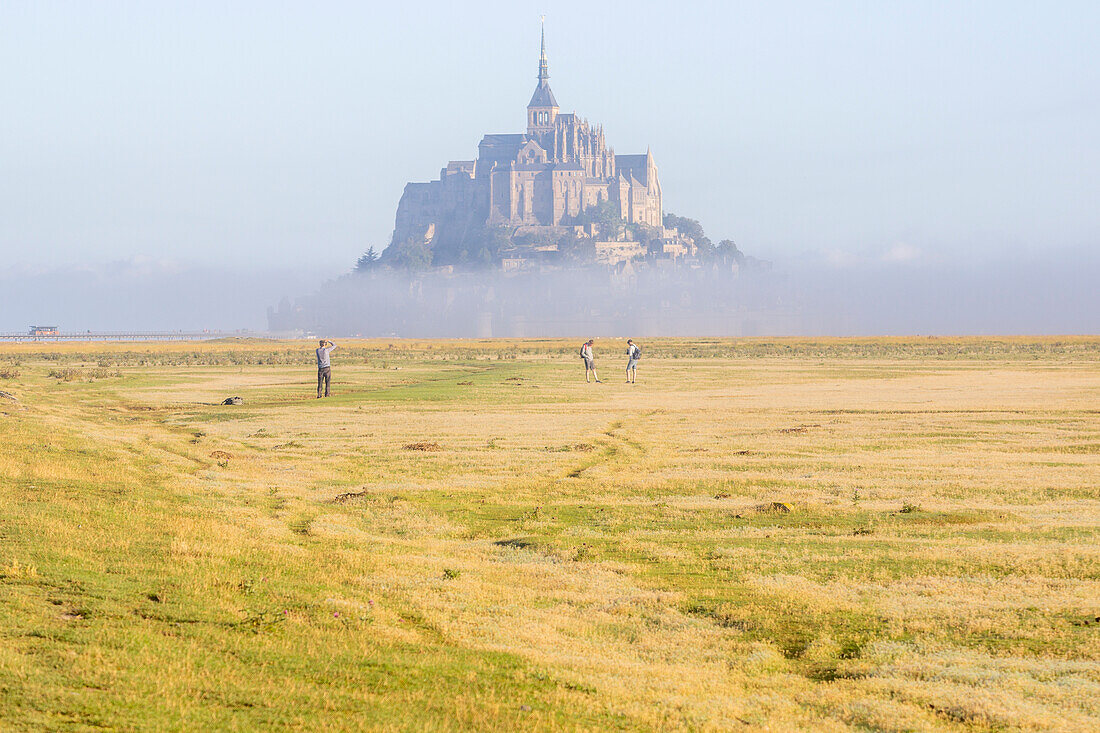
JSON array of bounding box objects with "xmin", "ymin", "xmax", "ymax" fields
[{"xmin": 317, "ymin": 366, "xmax": 331, "ymax": 397}]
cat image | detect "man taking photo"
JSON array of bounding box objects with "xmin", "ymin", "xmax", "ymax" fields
[{"xmin": 316, "ymin": 339, "xmax": 337, "ymax": 398}]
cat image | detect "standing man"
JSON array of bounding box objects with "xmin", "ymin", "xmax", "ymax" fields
[
  {"xmin": 626, "ymin": 339, "xmax": 640, "ymax": 383},
  {"xmin": 581, "ymin": 339, "xmax": 601, "ymax": 383},
  {"xmin": 316, "ymin": 339, "xmax": 337, "ymax": 398}
]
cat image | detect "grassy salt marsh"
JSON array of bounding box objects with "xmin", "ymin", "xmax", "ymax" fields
[{"xmin": 1, "ymin": 337, "xmax": 1098, "ymax": 731}]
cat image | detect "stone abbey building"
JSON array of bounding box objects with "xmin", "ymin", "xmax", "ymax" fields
[
  {"xmin": 391, "ymin": 27, "xmax": 663, "ymax": 248},
  {"xmin": 268, "ymin": 27, "xmax": 788, "ymax": 337}
]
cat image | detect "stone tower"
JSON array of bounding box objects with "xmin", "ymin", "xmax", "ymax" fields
[{"xmin": 527, "ymin": 21, "xmax": 558, "ymax": 135}]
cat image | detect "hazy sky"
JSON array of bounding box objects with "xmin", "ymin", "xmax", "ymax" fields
[{"xmin": 1, "ymin": 1, "xmax": 1098, "ymax": 331}]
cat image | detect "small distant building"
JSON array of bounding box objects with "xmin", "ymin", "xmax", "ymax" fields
[
  {"xmin": 657, "ymin": 227, "xmax": 697, "ymax": 260},
  {"xmin": 662, "ymin": 242, "xmax": 690, "ymax": 259},
  {"xmin": 29, "ymin": 325, "xmax": 59, "ymax": 337}
]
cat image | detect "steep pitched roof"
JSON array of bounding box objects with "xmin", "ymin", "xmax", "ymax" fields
[
  {"xmin": 528, "ymin": 80, "xmax": 558, "ymax": 109},
  {"xmin": 479, "ymin": 134, "xmax": 528, "ymax": 165},
  {"xmin": 615, "ymin": 154, "xmax": 649, "ymax": 186}
]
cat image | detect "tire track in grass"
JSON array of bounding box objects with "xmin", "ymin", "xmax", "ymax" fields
[{"xmin": 565, "ymin": 419, "xmax": 647, "ymax": 479}]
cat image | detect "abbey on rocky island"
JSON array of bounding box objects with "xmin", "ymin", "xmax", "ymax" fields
[
  {"xmin": 270, "ymin": 27, "xmax": 778, "ymax": 336},
  {"xmin": 390, "ymin": 26, "xmax": 663, "ymax": 250}
]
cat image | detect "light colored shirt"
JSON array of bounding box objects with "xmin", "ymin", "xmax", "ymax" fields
[
  {"xmin": 316, "ymin": 343, "xmax": 336, "ymax": 368},
  {"xmin": 628, "ymin": 344, "xmax": 639, "ymax": 359},
  {"xmin": 581, "ymin": 344, "xmax": 593, "ymax": 360}
]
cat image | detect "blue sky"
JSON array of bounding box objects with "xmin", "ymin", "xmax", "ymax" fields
[{"xmin": 0, "ymin": 1, "xmax": 1098, "ymax": 330}]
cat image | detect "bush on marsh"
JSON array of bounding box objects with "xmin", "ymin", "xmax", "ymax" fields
[
  {"xmin": 288, "ymin": 515, "xmax": 314, "ymax": 536},
  {"xmin": 404, "ymin": 441, "xmax": 442, "ymax": 451},
  {"xmin": 47, "ymin": 367, "xmax": 121, "ymax": 382},
  {"xmin": 572, "ymin": 543, "xmax": 595, "ymax": 562}
]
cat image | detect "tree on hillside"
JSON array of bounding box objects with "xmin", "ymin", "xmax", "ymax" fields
[
  {"xmin": 663, "ymin": 213, "xmax": 712, "ymax": 249},
  {"xmin": 716, "ymin": 239, "xmax": 745, "ymax": 267},
  {"xmin": 383, "ymin": 237, "xmax": 433, "ymax": 272},
  {"xmin": 664, "ymin": 213, "xmax": 720, "ymax": 261},
  {"xmin": 461, "ymin": 223, "xmax": 511, "ymax": 269},
  {"xmin": 626, "ymin": 222, "xmax": 662, "ymax": 250},
  {"xmin": 355, "ymin": 246, "xmax": 380, "ymax": 273},
  {"xmin": 574, "ymin": 199, "xmax": 623, "ymax": 237}
]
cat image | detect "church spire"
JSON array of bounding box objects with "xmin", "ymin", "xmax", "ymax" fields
[
  {"xmin": 538, "ymin": 16, "xmax": 549, "ymax": 81},
  {"xmin": 527, "ymin": 17, "xmax": 559, "ymax": 134}
]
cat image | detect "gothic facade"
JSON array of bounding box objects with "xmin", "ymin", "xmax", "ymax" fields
[{"xmin": 391, "ymin": 28, "xmax": 663, "ymax": 249}]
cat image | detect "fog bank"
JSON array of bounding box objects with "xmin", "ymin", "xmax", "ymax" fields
[
  {"xmin": 786, "ymin": 247, "xmax": 1099, "ymax": 335},
  {"xmin": 2, "ymin": 249, "xmax": 1095, "ymax": 337},
  {"xmin": 271, "ymin": 248, "xmax": 1099, "ymax": 338},
  {"xmin": 0, "ymin": 259, "xmax": 337, "ymax": 332}
]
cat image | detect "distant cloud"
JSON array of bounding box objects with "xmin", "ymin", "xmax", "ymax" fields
[
  {"xmin": 824, "ymin": 248, "xmax": 861, "ymax": 268},
  {"xmin": 882, "ymin": 243, "xmax": 922, "ymax": 263},
  {"xmin": 96, "ymin": 255, "xmax": 185, "ymax": 278}
]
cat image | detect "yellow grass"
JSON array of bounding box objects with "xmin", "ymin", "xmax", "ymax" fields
[{"xmin": 1, "ymin": 337, "xmax": 1098, "ymax": 731}]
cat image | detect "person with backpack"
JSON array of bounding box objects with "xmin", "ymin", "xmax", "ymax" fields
[
  {"xmin": 580, "ymin": 339, "xmax": 601, "ymax": 383},
  {"xmin": 626, "ymin": 339, "xmax": 641, "ymax": 383}
]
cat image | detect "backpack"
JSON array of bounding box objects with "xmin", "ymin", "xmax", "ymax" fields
[
  {"xmin": 579, "ymin": 344, "xmax": 587, "ymax": 358},
  {"xmin": 633, "ymin": 345, "xmax": 641, "ymax": 359}
]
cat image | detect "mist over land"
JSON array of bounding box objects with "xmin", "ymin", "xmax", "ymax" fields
[
  {"xmin": 279, "ymin": 248, "xmax": 1100, "ymax": 337},
  {"xmin": 2, "ymin": 246, "xmax": 1096, "ymax": 335},
  {"xmin": 787, "ymin": 245, "xmax": 1100, "ymax": 335},
  {"xmin": 0, "ymin": 259, "xmax": 336, "ymax": 333}
]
